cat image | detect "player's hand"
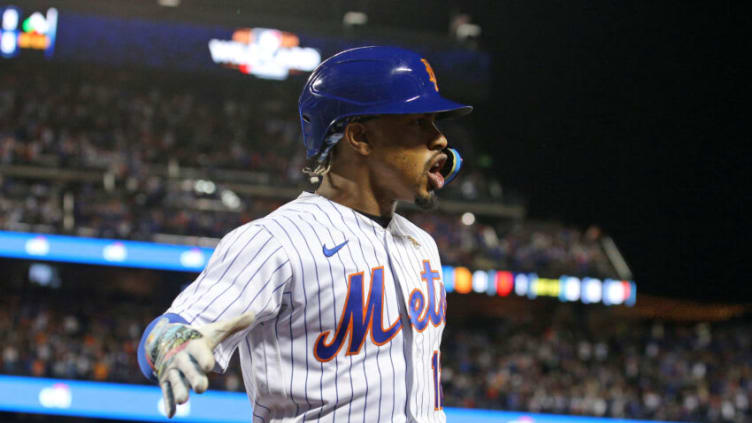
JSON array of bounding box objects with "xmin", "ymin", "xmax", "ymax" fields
[{"xmin": 144, "ymin": 312, "xmax": 255, "ymax": 418}]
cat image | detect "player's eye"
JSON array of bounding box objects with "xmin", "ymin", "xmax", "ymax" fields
[
  {"xmin": 413, "ymin": 117, "xmax": 429, "ymax": 127},
  {"xmin": 406, "ymin": 115, "xmax": 436, "ymax": 131}
]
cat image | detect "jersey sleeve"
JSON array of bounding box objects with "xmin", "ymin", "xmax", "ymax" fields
[{"xmin": 166, "ymin": 223, "xmax": 293, "ymax": 371}]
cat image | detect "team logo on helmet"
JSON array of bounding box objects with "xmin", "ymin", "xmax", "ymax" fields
[{"xmin": 420, "ymin": 58, "xmax": 439, "ymax": 92}]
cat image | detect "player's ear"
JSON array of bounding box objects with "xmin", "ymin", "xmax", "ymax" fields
[{"xmin": 343, "ymin": 122, "xmax": 371, "ymax": 156}]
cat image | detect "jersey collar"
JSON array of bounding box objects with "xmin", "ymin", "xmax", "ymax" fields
[{"xmin": 297, "ymin": 191, "xmax": 404, "ymax": 235}]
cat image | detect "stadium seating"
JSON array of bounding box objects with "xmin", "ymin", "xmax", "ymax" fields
[{"xmin": 0, "ymin": 62, "xmax": 616, "ymax": 279}]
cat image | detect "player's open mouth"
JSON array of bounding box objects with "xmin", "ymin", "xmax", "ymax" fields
[{"xmin": 427, "ymin": 154, "xmax": 447, "ymax": 190}]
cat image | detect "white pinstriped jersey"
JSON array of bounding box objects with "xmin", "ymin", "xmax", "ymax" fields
[{"xmin": 167, "ymin": 191, "xmax": 447, "ymax": 423}]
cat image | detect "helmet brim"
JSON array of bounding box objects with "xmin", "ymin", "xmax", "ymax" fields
[{"xmin": 356, "ymin": 94, "xmax": 473, "ymax": 120}]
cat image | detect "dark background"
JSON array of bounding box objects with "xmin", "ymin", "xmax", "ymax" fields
[{"xmin": 468, "ymin": 1, "xmax": 745, "ymax": 302}]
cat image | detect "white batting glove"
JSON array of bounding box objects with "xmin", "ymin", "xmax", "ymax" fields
[{"xmin": 143, "ymin": 312, "xmax": 255, "ymax": 418}]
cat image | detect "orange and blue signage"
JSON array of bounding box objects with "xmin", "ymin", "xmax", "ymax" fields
[
  {"xmin": 0, "ymin": 6, "xmax": 57, "ymax": 59},
  {"xmin": 0, "ymin": 230, "xmax": 636, "ymax": 307},
  {"xmin": 208, "ymin": 27, "xmax": 320, "ymax": 80}
]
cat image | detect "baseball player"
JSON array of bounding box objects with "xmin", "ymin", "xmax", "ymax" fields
[{"xmin": 137, "ymin": 46, "xmax": 471, "ymax": 422}]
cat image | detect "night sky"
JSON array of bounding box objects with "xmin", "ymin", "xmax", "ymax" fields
[{"xmin": 470, "ymin": 2, "xmax": 745, "ymax": 301}]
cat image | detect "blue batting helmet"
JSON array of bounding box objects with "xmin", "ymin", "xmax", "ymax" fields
[{"xmin": 298, "ymin": 46, "xmax": 473, "ymax": 160}]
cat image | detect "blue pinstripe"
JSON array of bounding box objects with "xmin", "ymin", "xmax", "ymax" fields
[
  {"xmin": 300, "ymin": 201, "xmax": 358, "ymax": 422},
  {"xmin": 254, "ymin": 401, "xmax": 271, "ymax": 422},
  {"xmin": 407, "ymin": 218, "xmax": 443, "ymax": 419},
  {"xmin": 283, "ymin": 290, "xmax": 300, "ymax": 416},
  {"xmin": 287, "ymin": 207, "xmax": 348, "ymax": 423},
  {"xmin": 231, "ymin": 259, "xmax": 290, "ymax": 317},
  {"xmin": 222, "ymin": 226, "xmax": 248, "ymax": 261},
  {"xmin": 188, "ymin": 225, "xmax": 263, "ymax": 302},
  {"xmin": 351, "ymin": 212, "xmax": 385, "ymax": 423},
  {"xmin": 270, "ymin": 218, "xmax": 312, "ymax": 418},
  {"xmin": 405, "ymin": 216, "xmax": 446, "ymax": 420},
  {"xmin": 209, "ymin": 275, "xmax": 290, "ymax": 372},
  {"xmin": 368, "ymin": 223, "xmax": 398, "ymax": 423},
  {"xmin": 210, "ymin": 251, "xmax": 286, "ymax": 322},
  {"xmin": 253, "ymin": 334, "xmax": 271, "ymax": 411},
  {"xmin": 381, "ymin": 234, "xmax": 411, "ymax": 421},
  {"xmin": 172, "ymin": 226, "xmax": 246, "ymax": 311},
  {"xmin": 182, "ymin": 230, "xmax": 269, "ymax": 321},
  {"xmin": 255, "ymin": 402, "xmax": 271, "ymax": 412},
  {"xmin": 327, "ymin": 203, "xmax": 373, "ymax": 422},
  {"xmin": 312, "ymin": 203, "xmax": 355, "ymax": 423},
  {"xmin": 187, "ymin": 237, "xmax": 276, "ymax": 324},
  {"xmin": 281, "ymin": 215, "xmax": 326, "ymax": 420},
  {"xmin": 388, "ymin": 231, "xmax": 425, "ymax": 416},
  {"xmin": 397, "ymin": 223, "xmax": 431, "ymax": 417},
  {"xmin": 349, "ymin": 212, "xmax": 402, "ymax": 422},
  {"xmin": 298, "ymin": 213, "xmax": 342, "ymax": 423},
  {"xmin": 172, "ymin": 268, "xmax": 206, "ymax": 312}
]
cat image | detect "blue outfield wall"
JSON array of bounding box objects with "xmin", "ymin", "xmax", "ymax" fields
[
  {"xmin": 0, "ymin": 375, "xmax": 679, "ymax": 423},
  {"xmin": 0, "ymin": 230, "xmax": 213, "ymax": 272}
]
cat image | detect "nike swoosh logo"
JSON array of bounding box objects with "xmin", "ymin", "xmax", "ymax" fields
[{"xmin": 323, "ymin": 240, "xmax": 348, "ymax": 257}]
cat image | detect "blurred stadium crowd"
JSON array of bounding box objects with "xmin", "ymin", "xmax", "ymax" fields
[
  {"xmin": 1, "ymin": 292, "xmax": 749, "ymax": 423},
  {"xmin": 442, "ymin": 318, "xmax": 752, "ymax": 423},
  {"xmin": 0, "ymin": 63, "xmax": 615, "ymax": 279},
  {"xmin": 0, "ymin": 62, "xmax": 488, "ymax": 193}
]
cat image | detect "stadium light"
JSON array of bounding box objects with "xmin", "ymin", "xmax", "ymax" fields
[
  {"xmin": 456, "ymin": 23, "xmax": 481, "ymax": 40},
  {"xmin": 343, "ymin": 11, "xmax": 368, "ymax": 27},
  {"xmin": 461, "ymin": 212, "xmax": 475, "ymax": 226},
  {"xmin": 220, "ymin": 189, "xmax": 242, "ymax": 210},
  {"xmin": 3, "ymin": 8, "xmax": 19, "ymax": 30},
  {"xmin": 194, "ymin": 179, "xmax": 216, "ymax": 194},
  {"xmin": 450, "ymin": 13, "xmax": 481, "ymax": 42}
]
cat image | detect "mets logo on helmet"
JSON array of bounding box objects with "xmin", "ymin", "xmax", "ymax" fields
[{"xmin": 421, "ymin": 58, "xmax": 439, "ymax": 92}]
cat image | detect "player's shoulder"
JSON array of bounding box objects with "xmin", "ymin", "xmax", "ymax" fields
[
  {"xmin": 246, "ymin": 191, "xmax": 342, "ymax": 240},
  {"xmin": 392, "ymin": 212, "xmax": 430, "ymax": 237},
  {"xmin": 214, "ymin": 217, "xmax": 279, "ymax": 252},
  {"xmin": 392, "ymin": 212, "xmax": 439, "ymax": 250},
  {"xmin": 210, "ymin": 194, "xmax": 315, "ymax": 251},
  {"xmin": 203, "ymin": 218, "xmax": 288, "ymax": 271}
]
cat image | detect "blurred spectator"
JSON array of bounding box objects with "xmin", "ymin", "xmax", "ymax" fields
[
  {"xmin": 441, "ymin": 317, "xmax": 752, "ymax": 422},
  {"xmin": 407, "ymin": 211, "xmax": 613, "ymax": 277},
  {"xmin": 0, "ymin": 295, "xmax": 240, "ymax": 391}
]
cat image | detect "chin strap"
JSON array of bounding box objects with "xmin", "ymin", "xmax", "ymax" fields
[{"xmin": 439, "ymin": 147, "xmax": 463, "ymax": 187}]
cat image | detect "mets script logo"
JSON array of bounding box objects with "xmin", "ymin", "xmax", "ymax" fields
[{"xmin": 313, "ymin": 260, "xmax": 446, "ymax": 362}]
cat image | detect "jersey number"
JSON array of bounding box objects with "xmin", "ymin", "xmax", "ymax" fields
[{"xmin": 431, "ymin": 350, "xmax": 444, "ymax": 410}]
